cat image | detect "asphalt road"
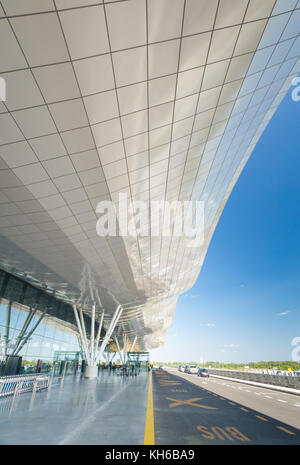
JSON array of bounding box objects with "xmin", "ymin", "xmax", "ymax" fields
[
  {"xmin": 152, "ymin": 368, "xmax": 300, "ymax": 445},
  {"xmin": 166, "ymin": 367, "xmax": 300, "ymax": 429}
]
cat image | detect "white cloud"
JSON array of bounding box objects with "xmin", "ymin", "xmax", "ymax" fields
[{"xmin": 278, "ymin": 310, "xmax": 291, "ymax": 316}]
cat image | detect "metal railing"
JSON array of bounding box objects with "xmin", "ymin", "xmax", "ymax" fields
[
  {"xmin": 209, "ymin": 368, "xmax": 300, "ymax": 390},
  {"xmin": 0, "ymin": 374, "xmax": 49, "ymax": 398}
]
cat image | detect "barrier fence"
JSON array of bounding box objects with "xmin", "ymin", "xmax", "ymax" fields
[
  {"xmin": 209, "ymin": 368, "xmax": 300, "ymax": 390},
  {"xmin": 0, "ymin": 374, "xmax": 49, "ymax": 398}
]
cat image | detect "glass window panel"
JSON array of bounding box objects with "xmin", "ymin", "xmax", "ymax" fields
[
  {"xmin": 281, "ymin": 9, "xmax": 300, "ymax": 41},
  {"xmin": 247, "ymin": 46, "xmax": 275, "ymax": 75},
  {"xmin": 15, "ymin": 308, "xmax": 29, "ymax": 330},
  {"xmin": 27, "ymin": 313, "xmax": 39, "ymax": 332},
  {"xmin": 10, "ymin": 306, "xmax": 19, "ymax": 329},
  {"xmin": 287, "ymin": 36, "xmax": 300, "ymax": 60},
  {"xmin": 239, "ymin": 72, "xmax": 263, "ymax": 97},
  {"xmin": 44, "ymin": 320, "xmax": 55, "ymax": 338},
  {"xmin": 258, "ymin": 13, "xmax": 290, "ymax": 49},
  {"xmin": 34, "ymin": 318, "xmax": 46, "ymax": 337},
  {"xmin": 270, "ymin": 38, "xmax": 294, "ymax": 66},
  {"xmin": 0, "ymin": 303, "xmax": 7, "ymax": 326}
]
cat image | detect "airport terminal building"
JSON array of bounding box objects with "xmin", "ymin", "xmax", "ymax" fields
[{"xmin": 0, "ymin": 0, "xmax": 299, "ymax": 445}]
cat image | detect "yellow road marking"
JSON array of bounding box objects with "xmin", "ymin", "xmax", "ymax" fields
[
  {"xmin": 229, "ymin": 402, "xmax": 236, "ymax": 406},
  {"xmin": 240, "ymin": 408, "xmax": 249, "ymax": 412},
  {"xmin": 144, "ymin": 372, "xmax": 155, "ymax": 445},
  {"xmin": 255, "ymin": 415, "xmax": 268, "ymax": 422},
  {"xmin": 276, "ymin": 426, "xmax": 295, "ymax": 436},
  {"xmin": 159, "ymin": 381, "xmax": 181, "ymax": 384},
  {"xmin": 166, "ymin": 397, "xmax": 218, "ymax": 410}
]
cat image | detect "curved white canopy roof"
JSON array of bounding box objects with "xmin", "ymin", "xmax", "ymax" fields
[{"xmin": 0, "ymin": 0, "xmax": 299, "ymax": 348}]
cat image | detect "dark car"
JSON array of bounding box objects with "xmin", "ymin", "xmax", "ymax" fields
[{"xmin": 197, "ymin": 368, "xmax": 209, "ymax": 377}]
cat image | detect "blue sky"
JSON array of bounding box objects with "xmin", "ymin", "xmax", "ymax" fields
[{"xmin": 151, "ymin": 82, "xmax": 300, "ymax": 364}]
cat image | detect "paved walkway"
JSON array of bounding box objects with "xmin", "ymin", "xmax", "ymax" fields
[{"xmin": 0, "ymin": 370, "xmax": 150, "ymax": 445}]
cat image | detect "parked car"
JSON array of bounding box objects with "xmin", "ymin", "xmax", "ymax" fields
[
  {"xmin": 198, "ymin": 368, "xmax": 209, "ymax": 377},
  {"xmin": 178, "ymin": 365, "xmax": 183, "ymax": 372},
  {"xmin": 186, "ymin": 365, "xmax": 198, "ymax": 374},
  {"xmin": 179, "ymin": 365, "xmax": 185, "ymax": 372},
  {"xmin": 184, "ymin": 365, "xmax": 189, "ymax": 373},
  {"xmin": 158, "ymin": 365, "xmax": 163, "ymax": 370}
]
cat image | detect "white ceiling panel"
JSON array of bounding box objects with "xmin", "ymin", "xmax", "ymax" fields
[
  {"xmin": 208, "ymin": 25, "xmax": 240, "ymax": 63},
  {"xmin": 29, "ymin": 133, "xmax": 67, "ymax": 161},
  {"xmin": 176, "ymin": 67, "xmax": 204, "ymax": 99},
  {"xmin": 180, "ymin": 32, "xmax": 211, "ymax": 72},
  {"xmin": 0, "ymin": 19, "xmax": 28, "ymax": 72},
  {"xmin": 84, "ymin": 90, "xmax": 119, "ymax": 124},
  {"xmin": 149, "ymin": 39, "xmax": 180, "ymax": 79},
  {"xmin": 0, "ymin": 0, "xmax": 297, "ymax": 349},
  {"xmin": 215, "ymin": 0, "xmax": 248, "ymax": 28},
  {"xmin": 56, "ymin": 0, "xmax": 102, "ymax": 8},
  {"xmin": 49, "ymin": 99, "xmax": 88, "ymax": 131},
  {"xmin": 33, "ymin": 63, "xmax": 80, "ymax": 103},
  {"xmin": 74, "ymin": 54, "xmax": 114, "ymax": 95},
  {"xmin": 1, "ymin": 0, "xmax": 55, "ymax": 15},
  {"xmin": 43, "ymin": 156, "xmax": 75, "ymax": 178},
  {"xmin": 4, "ymin": 69, "xmax": 44, "ymax": 111},
  {"xmin": 0, "ymin": 113, "xmax": 24, "ymax": 145},
  {"xmin": 53, "ymin": 173, "xmax": 82, "ymax": 192},
  {"xmin": 12, "ymin": 106, "xmax": 57, "ymax": 138},
  {"xmin": 59, "ymin": 5, "xmax": 109, "ymax": 59},
  {"xmin": 118, "ymin": 82, "xmax": 147, "ymax": 115},
  {"xmin": 92, "ymin": 118, "xmax": 122, "ymax": 147},
  {"xmin": 61, "ymin": 127, "xmax": 95, "ymax": 153},
  {"xmin": 0, "ymin": 141, "xmax": 37, "ymax": 168},
  {"xmin": 13, "ymin": 162, "xmax": 49, "ymax": 185},
  {"xmin": 183, "ymin": 0, "xmax": 218, "ymax": 35},
  {"xmin": 98, "ymin": 140, "xmax": 125, "ymax": 165},
  {"xmin": 112, "ymin": 47, "xmax": 147, "ymax": 87},
  {"xmin": 148, "ymin": 0, "xmax": 184, "ymax": 43},
  {"xmin": 121, "ymin": 110, "xmax": 148, "ymax": 139},
  {"xmin": 149, "ymin": 74, "xmax": 177, "ymax": 106},
  {"xmin": 70, "ymin": 150, "xmax": 100, "ymax": 172},
  {"xmin": 11, "ymin": 13, "xmax": 69, "ymax": 66},
  {"xmin": 105, "ymin": 0, "xmax": 146, "ymax": 51},
  {"xmin": 245, "ymin": 0, "xmax": 276, "ymax": 22}
]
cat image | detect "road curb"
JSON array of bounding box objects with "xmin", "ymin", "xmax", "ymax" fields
[{"xmin": 210, "ymin": 374, "xmax": 300, "ymax": 396}]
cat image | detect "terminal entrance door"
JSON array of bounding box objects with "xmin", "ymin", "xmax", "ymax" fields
[
  {"xmin": 127, "ymin": 352, "xmax": 149, "ymax": 373},
  {"xmin": 53, "ymin": 351, "xmax": 80, "ymax": 375}
]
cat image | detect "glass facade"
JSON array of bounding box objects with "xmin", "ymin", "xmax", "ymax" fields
[
  {"xmin": 127, "ymin": 352, "xmax": 150, "ymax": 372},
  {"xmin": 0, "ymin": 299, "xmax": 80, "ymax": 374}
]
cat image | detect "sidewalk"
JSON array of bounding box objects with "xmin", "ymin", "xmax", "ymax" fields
[{"xmin": 0, "ymin": 370, "xmax": 150, "ymax": 445}]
